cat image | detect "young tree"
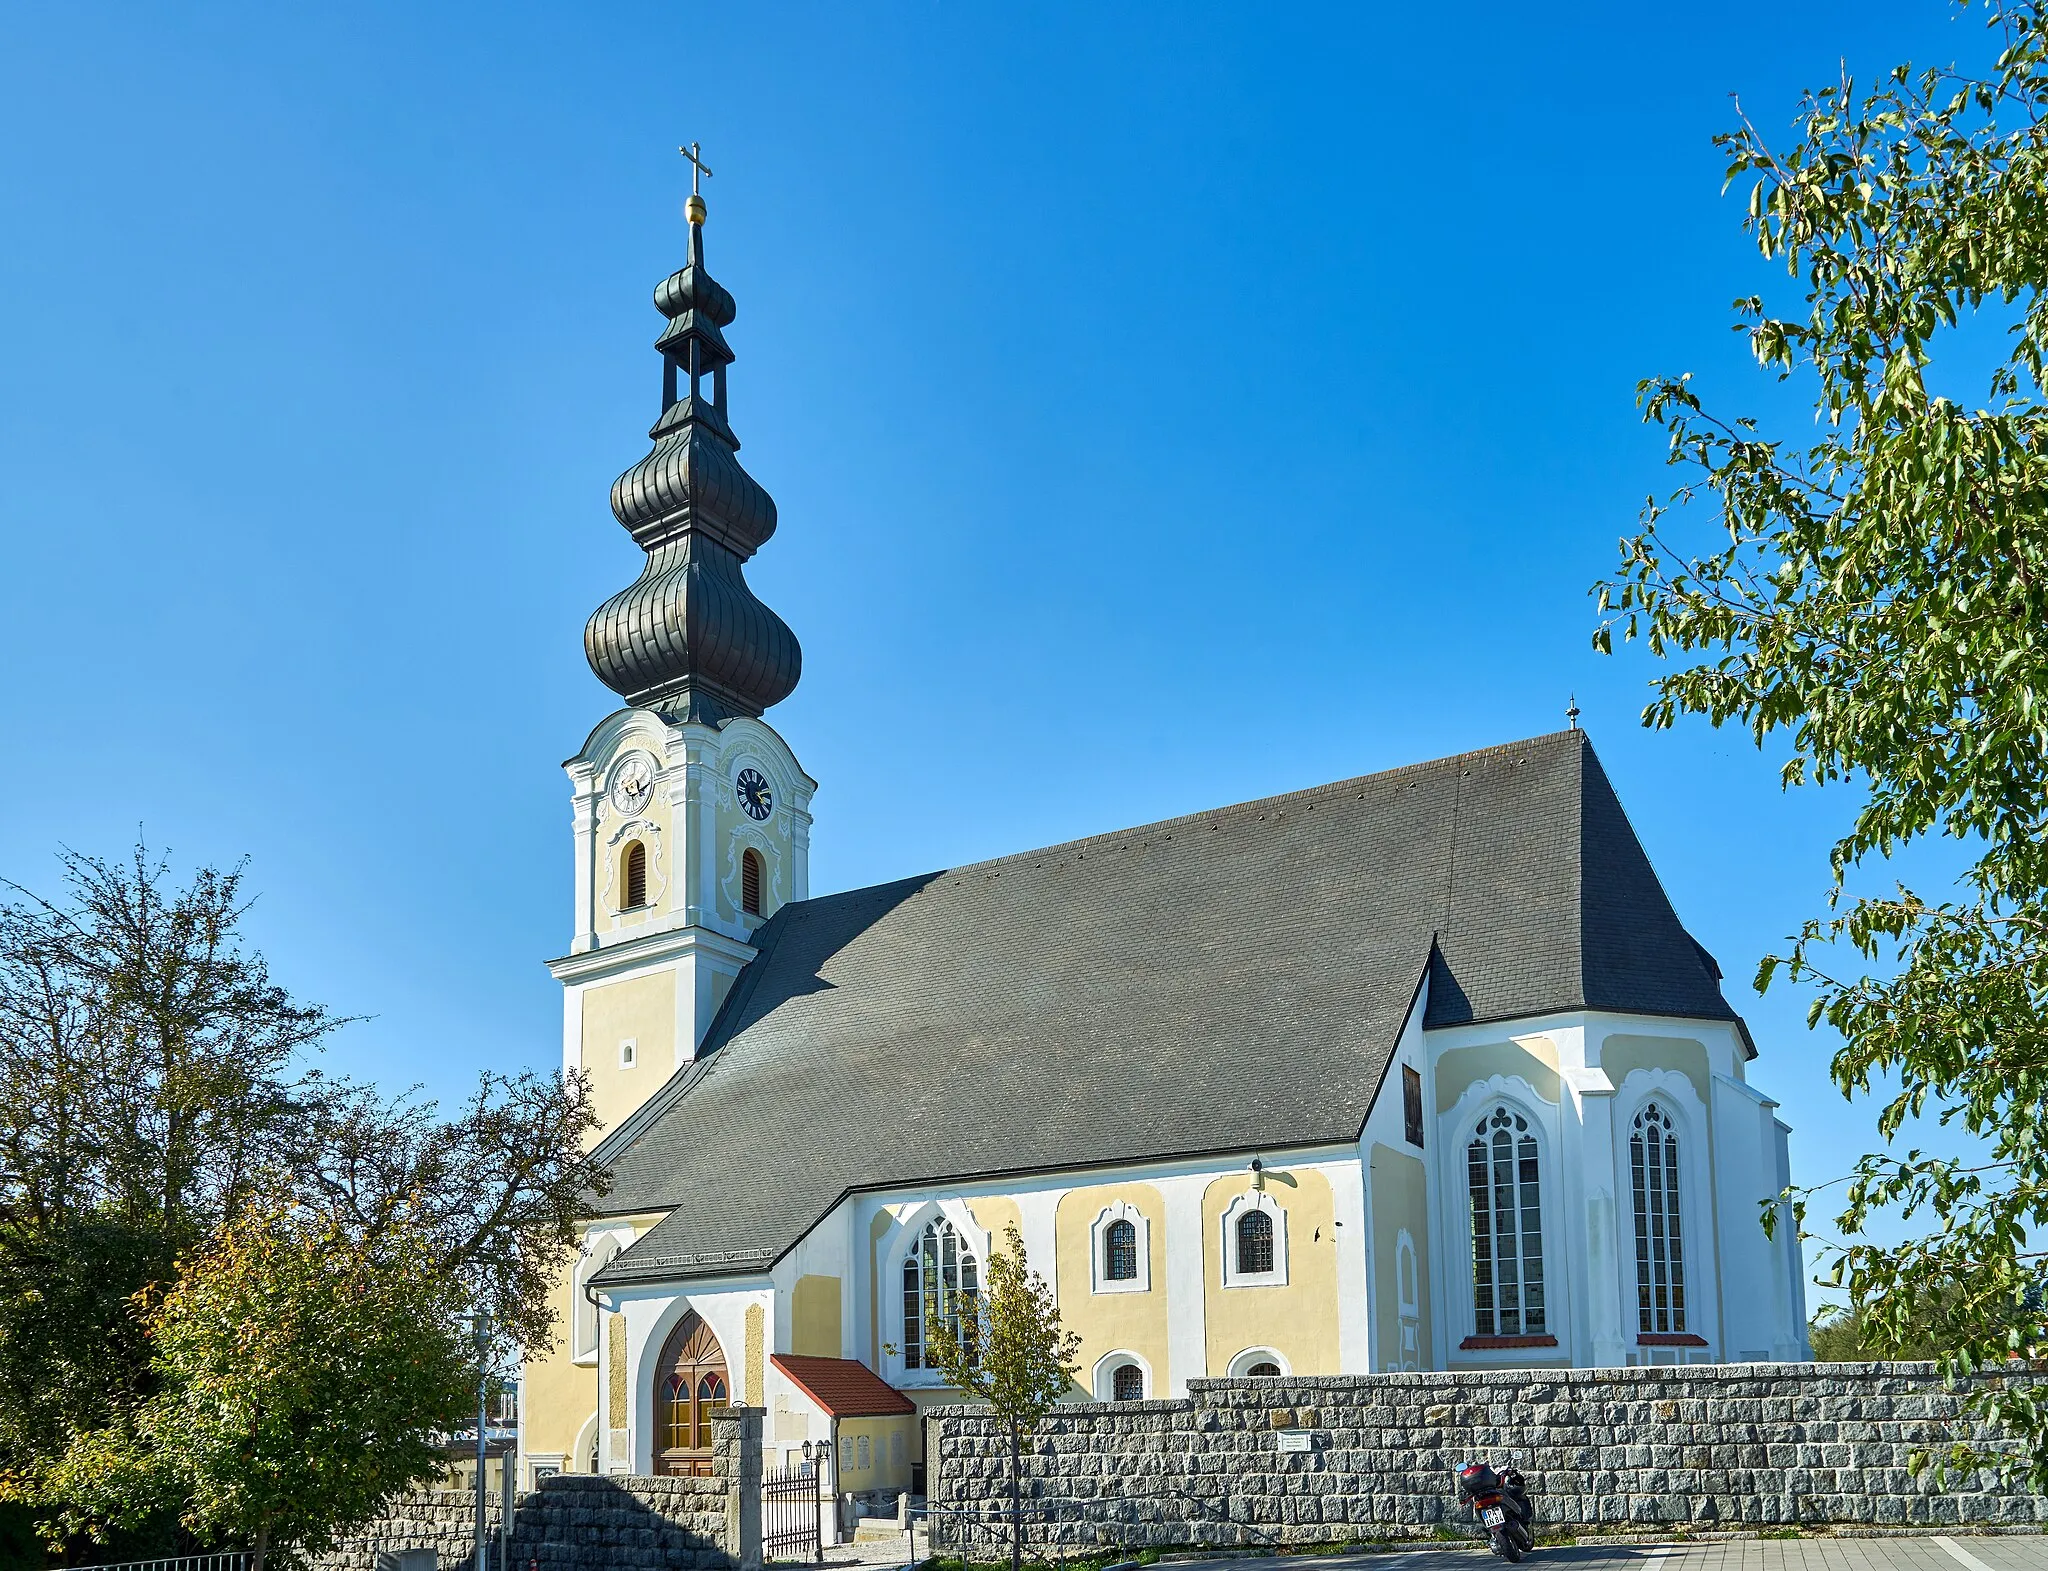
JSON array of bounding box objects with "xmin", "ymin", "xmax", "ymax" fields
[
  {"xmin": 41, "ymin": 1203, "xmax": 475, "ymax": 1571},
  {"xmin": 1596, "ymin": 0, "xmax": 2048, "ymax": 1485},
  {"xmin": 920, "ymin": 1224, "xmax": 1080, "ymax": 1571}
]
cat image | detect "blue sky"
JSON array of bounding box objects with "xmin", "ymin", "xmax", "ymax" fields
[{"xmin": 0, "ymin": 3, "xmax": 1996, "ymax": 1256}]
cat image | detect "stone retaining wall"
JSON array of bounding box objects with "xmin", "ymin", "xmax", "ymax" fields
[
  {"xmin": 313, "ymin": 1410, "xmax": 762, "ymax": 1571},
  {"xmin": 929, "ymin": 1365, "xmax": 2045, "ymax": 1548}
]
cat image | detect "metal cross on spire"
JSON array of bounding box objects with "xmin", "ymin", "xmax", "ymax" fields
[{"xmin": 679, "ymin": 141, "xmax": 714, "ymax": 195}]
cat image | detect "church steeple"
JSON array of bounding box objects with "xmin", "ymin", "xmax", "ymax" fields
[{"xmin": 583, "ymin": 154, "xmax": 802, "ymax": 725}]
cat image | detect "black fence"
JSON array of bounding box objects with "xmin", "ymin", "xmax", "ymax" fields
[{"xmin": 762, "ymin": 1461, "xmax": 822, "ymax": 1564}]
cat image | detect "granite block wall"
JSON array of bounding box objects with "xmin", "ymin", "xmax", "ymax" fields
[
  {"xmin": 929, "ymin": 1365, "xmax": 2045, "ymax": 1549},
  {"xmin": 313, "ymin": 1411, "xmax": 763, "ymax": 1571}
]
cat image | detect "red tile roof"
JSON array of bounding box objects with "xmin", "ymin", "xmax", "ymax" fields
[{"xmin": 769, "ymin": 1355, "xmax": 915, "ymax": 1417}]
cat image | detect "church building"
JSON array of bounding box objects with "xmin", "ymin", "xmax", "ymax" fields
[{"xmin": 517, "ymin": 183, "xmax": 1813, "ymax": 1498}]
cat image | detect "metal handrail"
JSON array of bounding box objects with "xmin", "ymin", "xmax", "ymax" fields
[{"xmin": 62, "ymin": 1555, "xmax": 250, "ymax": 1571}]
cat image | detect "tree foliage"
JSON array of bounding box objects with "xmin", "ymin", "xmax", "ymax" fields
[
  {"xmin": 1596, "ymin": 0, "xmax": 2048, "ymax": 1486},
  {"xmin": 0, "ymin": 845, "xmax": 609, "ymax": 1548},
  {"xmin": 41, "ymin": 1204, "xmax": 475, "ymax": 1571},
  {"xmin": 920, "ymin": 1224, "xmax": 1080, "ymax": 1571}
]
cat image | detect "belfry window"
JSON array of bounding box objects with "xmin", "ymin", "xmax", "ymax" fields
[
  {"xmin": 1104, "ymin": 1219, "xmax": 1138, "ymax": 1282},
  {"xmin": 1468, "ymin": 1106, "xmax": 1546, "ymax": 1336},
  {"xmin": 1631, "ymin": 1102, "xmax": 1687, "ymax": 1334},
  {"xmin": 741, "ymin": 848, "xmax": 764, "ymax": 917},
  {"xmin": 901, "ymin": 1218, "xmax": 979, "ymax": 1372},
  {"xmin": 622, "ymin": 841, "xmax": 649, "ymax": 909},
  {"xmin": 1235, "ymin": 1209, "xmax": 1275, "ymax": 1275}
]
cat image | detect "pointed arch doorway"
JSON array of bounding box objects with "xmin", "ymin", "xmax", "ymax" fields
[{"xmin": 653, "ymin": 1311, "xmax": 729, "ymax": 1477}]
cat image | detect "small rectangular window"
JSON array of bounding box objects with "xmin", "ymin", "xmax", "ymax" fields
[{"xmin": 1402, "ymin": 1065, "xmax": 1424, "ymax": 1147}]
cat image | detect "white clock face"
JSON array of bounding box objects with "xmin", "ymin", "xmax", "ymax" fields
[{"xmin": 607, "ymin": 753, "xmax": 656, "ymax": 817}]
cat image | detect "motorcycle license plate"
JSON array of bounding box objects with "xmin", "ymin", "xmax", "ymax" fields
[{"xmin": 1482, "ymin": 1507, "xmax": 1507, "ymax": 1528}]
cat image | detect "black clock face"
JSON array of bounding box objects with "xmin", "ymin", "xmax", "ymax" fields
[{"xmin": 736, "ymin": 767, "xmax": 773, "ymax": 821}]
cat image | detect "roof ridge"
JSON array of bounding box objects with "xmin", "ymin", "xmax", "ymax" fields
[{"xmin": 789, "ymin": 729, "xmax": 1591, "ymax": 903}]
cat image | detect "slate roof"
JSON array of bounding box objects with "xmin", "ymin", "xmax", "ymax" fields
[
  {"xmin": 769, "ymin": 1355, "xmax": 916, "ymax": 1417},
  {"xmin": 589, "ymin": 729, "xmax": 1742, "ymax": 1289}
]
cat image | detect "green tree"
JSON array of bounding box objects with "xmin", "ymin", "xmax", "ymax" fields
[
  {"xmin": 0, "ymin": 845, "xmax": 609, "ymax": 1542},
  {"xmin": 1596, "ymin": 0, "xmax": 2048, "ymax": 1486},
  {"xmin": 920, "ymin": 1223, "xmax": 1080, "ymax": 1571},
  {"xmin": 41, "ymin": 1203, "xmax": 474, "ymax": 1571}
]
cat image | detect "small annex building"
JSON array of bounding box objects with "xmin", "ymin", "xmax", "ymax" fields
[{"xmin": 517, "ymin": 191, "xmax": 1813, "ymax": 1498}]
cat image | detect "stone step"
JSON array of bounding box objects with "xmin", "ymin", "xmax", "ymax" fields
[{"xmin": 851, "ymin": 1519, "xmax": 911, "ymax": 1544}]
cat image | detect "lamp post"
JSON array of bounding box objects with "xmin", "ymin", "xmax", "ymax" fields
[{"xmin": 469, "ymin": 1313, "xmax": 490, "ymax": 1571}]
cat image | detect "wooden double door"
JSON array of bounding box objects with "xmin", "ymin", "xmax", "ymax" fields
[{"xmin": 653, "ymin": 1311, "xmax": 729, "ymax": 1478}]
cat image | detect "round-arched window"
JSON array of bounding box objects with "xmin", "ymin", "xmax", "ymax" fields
[
  {"xmin": 1111, "ymin": 1363, "xmax": 1144, "ymax": 1401},
  {"xmin": 741, "ymin": 847, "xmax": 765, "ymax": 917},
  {"xmin": 1104, "ymin": 1218, "xmax": 1138, "ymax": 1281},
  {"xmin": 622, "ymin": 841, "xmax": 649, "ymax": 910},
  {"xmin": 1235, "ymin": 1208, "xmax": 1275, "ymax": 1275}
]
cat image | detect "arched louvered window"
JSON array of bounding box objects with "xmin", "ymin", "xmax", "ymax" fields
[
  {"xmin": 901, "ymin": 1218, "xmax": 979, "ymax": 1372},
  {"xmin": 622, "ymin": 841, "xmax": 648, "ymax": 909},
  {"xmin": 1111, "ymin": 1363, "xmax": 1144, "ymax": 1401},
  {"xmin": 1631, "ymin": 1101, "xmax": 1687, "ymax": 1334},
  {"xmin": 741, "ymin": 848, "xmax": 764, "ymax": 917},
  {"xmin": 1468, "ymin": 1106, "xmax": 1546, "ymax": 1336},
  {"xmin": 1235, "ymin": 1209, "xmax": 1275, "ymax": 1275},
  {"xmin": 1104, "ymin": 1218, "xmax": 1138, "ymax": 1282}
]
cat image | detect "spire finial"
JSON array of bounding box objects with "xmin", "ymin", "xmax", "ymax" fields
[
  {"xmin": 679, "ymin": 141, "xmax": 713, "ymax": 226},
  {"xmin": 1566, "ymin": 694, "xmax": 1581, "ymax": 731}
]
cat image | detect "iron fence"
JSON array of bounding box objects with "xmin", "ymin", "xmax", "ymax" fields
[{"xmin": 61, "ymin": 1555, "xmax": 250, "ymax": 1571}]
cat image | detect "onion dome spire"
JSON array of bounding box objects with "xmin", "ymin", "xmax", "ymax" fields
[{"xmin": 583, "ymin": 148, "xmax": 802, "ymax": 725}]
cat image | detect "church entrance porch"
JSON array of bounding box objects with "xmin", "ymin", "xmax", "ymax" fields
[{"xmin": 653, "ymin": 1311, "xmax": 729, "ymax": 1477}]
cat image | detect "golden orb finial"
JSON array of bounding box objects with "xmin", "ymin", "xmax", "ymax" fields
[{"xmin": 685, "ymin": 191, "xmax": 707, "ymax": 225}]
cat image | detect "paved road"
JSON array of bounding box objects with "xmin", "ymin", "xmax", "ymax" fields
[
  {"xmin": 1222, "ymin": 1538, "xmax": 2048, "ymax": 1571},
  {"xmin": 808, "ymin": 1533, "xmax": 2048, "ymax": 1571}
]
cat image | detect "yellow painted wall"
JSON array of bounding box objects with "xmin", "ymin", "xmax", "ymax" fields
[
  {"xmin": 1435, "ymin": 1036, "xmax": 1561, "ymax": 1115},
  {"xmin": 1367, "ymin": 1143, "xmax": 1432, "ymax": 1371},
  {"xmin": 965, "ymin": 1195, "xmax": 1022, "ymax": 1252},
  {"xmin": 580, "ymin": 970, "xmax": 677, "ymax": 1137},
  {"xmin": 836, "ymin": 1415, "xmax": 916, "ymax": 1493},
  {"xmin": 1054, "ymin": 1183, "xmax": 1168, "ymax": 1394},
  {"xmin": 1201, "ymin": 1169, "xmax": 1339, "ymax": 1377},
  {"xmin": 520, "ymin": 1252, "xmax": 600, "ymax": 1466},
  {"xmin": 791, "ymin": 1275, "xmax": 843, "ymax": 1358},
  {"xmin": 1598, "ymin": 1034, "xmax": 1712, "ymax": 1112}
]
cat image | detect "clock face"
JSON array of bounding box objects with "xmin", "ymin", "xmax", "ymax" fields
[
  {"xmin": 608, "ymin": 753, "xmax": 656, "ymax": 817},
  {"xmin": 735, "ymin": 767, "xmax": 773, "ymax": 821}
]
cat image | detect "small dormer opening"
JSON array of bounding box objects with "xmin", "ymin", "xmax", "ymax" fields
[
  {"xmin": 741, "ymin": 848, "xmax": 764, "ymax": 917},
  {"xmin": 623, "ymin": 841, "xmax": 649, "ymax": 910}
]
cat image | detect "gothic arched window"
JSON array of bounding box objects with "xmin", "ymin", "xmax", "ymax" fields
[
  {"xmin": 1104, "ymin": 1219, "xmax": 1138, "ymax": 1282},
  {"xmin": 901, "ymin": 1218, "xmax": 979, "ymax": 1372},
  {"xmin": 1631, "ymin": 1101, "xmax": 1687, "ymax": 1334},
  {"xmin": 1468, "ymin": 1106, "xmax": 1546, "ymax": 1336},
  {"xmin": 1111, "ymin": 1362, "xmax": 1144, "ymax": 1401},
  {"xmin": 741, "ymin": 848, "xmax": 764, "ymax": 917},
  {"xmin": 1235, "ymin": 1209, "xmax": 1275, "ymax": 1275},
  {"xmin": 622, "ymin": 841, "xmax": 648, "ymax": 909}
]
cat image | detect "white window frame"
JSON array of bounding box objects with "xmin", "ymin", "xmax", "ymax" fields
[
  {"xmin": 1436, "ymin": 1075, "xmax": 1568, "ymax": 1356},
  {"xmin": 1225, "ymin": 1346, "xmax": 1290, "ymax": 1378},
  {"xmin": 883, "ymin": 1200, "xmax": 991, "ymax": 1388},
  {"xmin": 1219, "ymin": 1189, "xmax": 1288, "ymax": 1288},
  {"xmin": 619, "ymin": 1037, "xmax": 637, "ymax": 1070},
  {"xmin": 1090, "ymin": 1349, "xmax": 1152, "ymax": 1401},
  {"xmin": 572, "ymin": 1230, "xmax": 626, "ymax": 1364},
  {"xmin": 1611, "ymin": 1067, "xmax": 1719, "ymax": 1356},
  {"xmin": 1089, "ymin": 1200, "xmax": 1151, "ymax": 1294}
]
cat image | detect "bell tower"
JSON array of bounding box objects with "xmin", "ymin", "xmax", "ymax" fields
[{"xmin": 548, "ymin": 155, "xmax": 815, "ymax": 1139}]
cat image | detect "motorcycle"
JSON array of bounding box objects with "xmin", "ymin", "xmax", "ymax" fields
[{"xmin": 1455, "ymin": 1457, "xmax": 1534, "ymax": 1562}]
